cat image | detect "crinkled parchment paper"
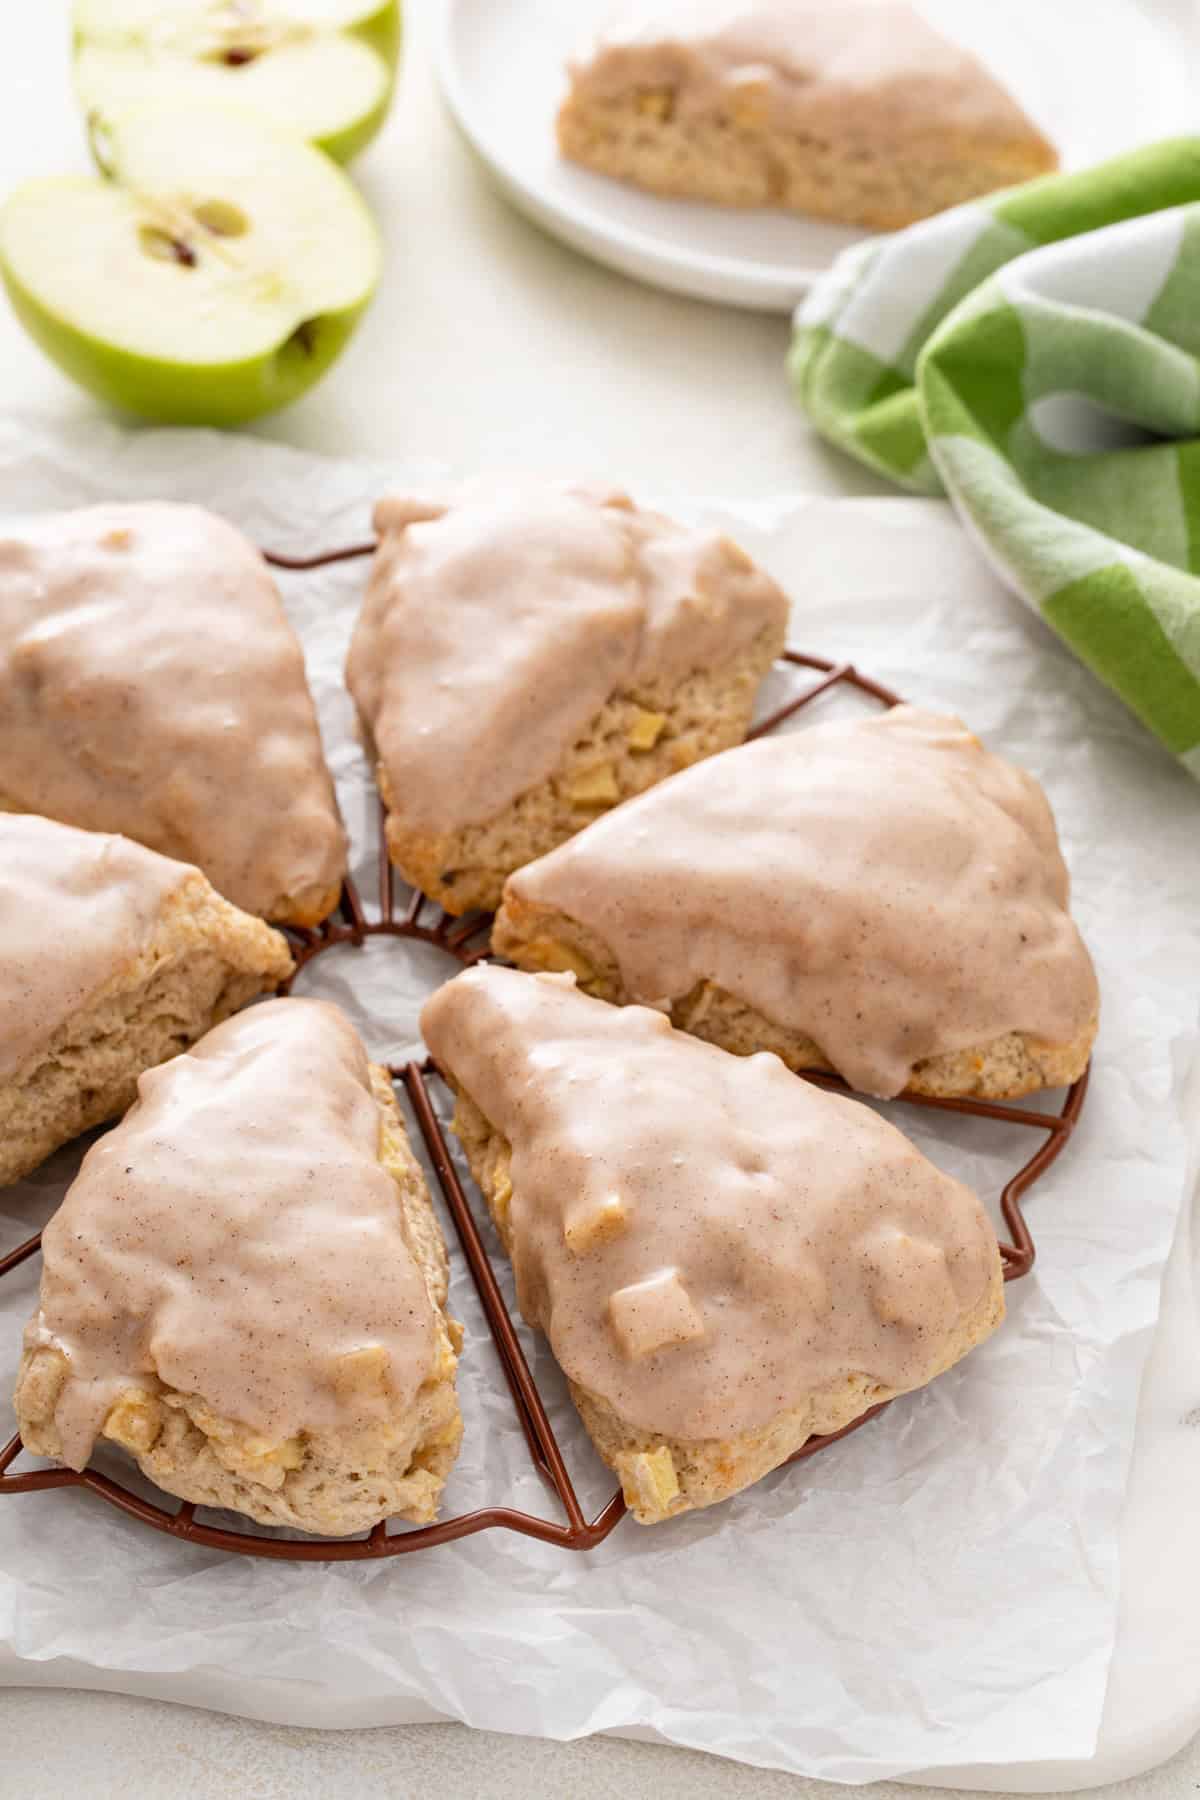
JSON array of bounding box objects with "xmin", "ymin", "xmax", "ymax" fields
[{"xmin": 0, "ymin": 417, "xmax": 1197, "ymax": 1785}]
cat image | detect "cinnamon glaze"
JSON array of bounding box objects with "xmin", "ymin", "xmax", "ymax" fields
[{"xmin": 422, "ymin": 967, "xmax": 1002, "ymax": 1441}]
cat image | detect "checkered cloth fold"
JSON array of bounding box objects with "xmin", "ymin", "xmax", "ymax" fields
[{"xmin": 789, "ymin": 140, "xmax": 1200, "ymax": 775}]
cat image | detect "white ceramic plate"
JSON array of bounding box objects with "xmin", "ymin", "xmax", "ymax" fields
[{"xmin": 434, "ymin": 0, "xmax": 1196, "ymax": 312}]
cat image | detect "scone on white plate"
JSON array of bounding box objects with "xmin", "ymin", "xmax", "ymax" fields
[
  {"xmin": 15, "ymin": 998, "xmax": 463, "ymax": 1536},
  {"xmin": 0, "ymin": 813, "xmax": 293, "ymax": 1187},
  {"xmin": 344, "ymin": 478, "xmax": 789, "ymax": 915},
  {"xmin": 494, "ymin": 707, "xmax": 1099, "ymax": 1101},
  {"xmin": 0, "ymin": 502, "xmax": 348, "ymax": 925},
  {"xmin": 558, "ymin": 1, "xmax": 1058, "ymax": 230},
  {"xmin": 422, "ymin": 965, "xmax": 1004, "ymax": 1524}
]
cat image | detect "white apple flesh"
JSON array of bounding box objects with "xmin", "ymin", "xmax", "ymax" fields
[
  {"xmin": 0, "ymin": 102, "xmax": 381, "ymax": 425},
  {"xmin": 73, "ymin": 0, "xmax": 402, "ymax": 165}
]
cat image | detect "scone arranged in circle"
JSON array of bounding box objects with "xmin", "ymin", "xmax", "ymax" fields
[
  {"xmin": 16, "ymin": 998, "xmax": 463, "ymax": 1536},
  {"xmin": 495, "ymin": 707, "xmax": 1099, "ymax": 1101},
  {"xmin": 0, "ymin": 813, "xmax": 293, "ymax": 1187},
  {"xmin": 345, "ymin": 479, "xmax": 789, "ymax": 915},
  {"xmin": 558, "ymin": 1, "xmax": 1057, "ymax": 230},
  {"xmin": 422, "ymin": 966, "xmax": 1004, "ymax": 1524},
  {"xmin": 0, "ymin": 502, "xmax": 347, "ymax": 925}
]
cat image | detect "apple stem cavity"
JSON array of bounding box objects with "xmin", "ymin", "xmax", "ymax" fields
[{"xmin": 276, "ymin": 319, "xmax": 322, "ymax": 375}]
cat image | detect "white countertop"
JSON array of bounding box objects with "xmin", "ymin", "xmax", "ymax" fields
[
  {"xmin": 2, "ymin": 1688, "xmax": 1199, "ymax": 1800},
  {"xmin": 2, "ymin": 3, "xmax": 1198, "ymax": 1795}
]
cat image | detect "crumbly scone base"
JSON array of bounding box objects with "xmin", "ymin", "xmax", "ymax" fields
[
  {"xmin": 15, "ymin": 1067, "xmax": 464, "ymax": 1537},
  {"xmin": 0, "ymin": 875, "xmax": 293, "ymax": 1188},
  {"xmin": 568, "ymin": 1277, "xmax": 1005, "ymax": 1523},
  {"xmin": 557, "ymin": 92, "xmax": 1055, "ymax": 230},
  {"xmin": 382, "ymin": 625, "xmax": 785, "ymax": 916},
  {"xmin": 447, "ymin": 1085, "xmax": 1004, "ymax": 1524},
  {"xmin": 493, "ymin": 900, "xmax": 1097, "ymax": 1100}
]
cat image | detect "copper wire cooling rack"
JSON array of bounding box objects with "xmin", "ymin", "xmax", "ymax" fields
[{"xmin": 0, "ymin": 646, "xmax": 1090, "ymax": 1561}]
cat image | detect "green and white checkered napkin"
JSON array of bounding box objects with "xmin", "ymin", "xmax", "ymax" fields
[{"xmin": 789, "ymin": 139, "xmax": 1200, "ymax": 776}]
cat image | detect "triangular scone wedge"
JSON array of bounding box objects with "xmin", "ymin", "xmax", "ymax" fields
[
  {"xmin": 557, "ymin": 1, "xmax": 1057, "ymax": 230},
  {"xmin": 0, "ymin": 813, "xmax": 293, "ymax": 1186},
  {"xmin": 422, "ymin": 966, "xmax": 1004, "ymax": 1525},
  {"xmin": 0, "ymin": 502, "xmax": 347, "ymax": 924},
  {"xmin": 16, "ymin": 998, "xmax": 464, "ymax": 1536},
  {"xmin": 345, "ymin": 479, "xmax": 789, "ymax": 915},
  {"xmin": 495, "ymin": 707, "xmax": 1099, "ymax": 1102}
]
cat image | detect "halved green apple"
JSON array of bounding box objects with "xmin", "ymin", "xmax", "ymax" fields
[
  {"xmin": 0, "ymin": 102, "xmax": 381, "ymax": 425},
  {"xmin": 73, "ymin": 0, "xmax": 402, "ymax": 166}
]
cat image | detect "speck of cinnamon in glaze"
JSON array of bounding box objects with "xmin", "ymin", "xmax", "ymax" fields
[
  {"xmin": 26, "ymin": 999, "xmax": 438, "ymax": 1471},
  {"xmin": 422, "ymin": 966, "xmax": 1001, "ymax": 1442}
]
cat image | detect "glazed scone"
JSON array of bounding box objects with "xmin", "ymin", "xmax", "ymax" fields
[
  {"xmin": 0, "ymin": 813, "xmax": 293, "ymax": 1187},
  {"xmin": 345, "ymin": 478, "xmax": 789, "ymax": 915},
  {"xmin": 0, "ymin": 502, "xmax": 347, "ymax": 924},
  {"xmin": 495, "ymin": 707, "xmax": 1099, "ymax": 1101},
  {"xmin": 15, "ymin": 998, "xmax": 463, "ymax": 1536},
  {"xmin": 558, "ymin": 1, "xmax": 1057, "ymax": 230},
  {"xmin": 423, "ymin": 966, "xmax": 1004, "ymax": 1524}
]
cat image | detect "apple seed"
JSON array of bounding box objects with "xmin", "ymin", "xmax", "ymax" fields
[
  {"xmin": 138, "ymin": 224, "xmax": 197, "ymax": 268},
  {"xmin": 193, "ymin": 200, "xmax": 249, "ymax": 239}
]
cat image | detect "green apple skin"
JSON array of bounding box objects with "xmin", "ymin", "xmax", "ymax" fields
[
  {"xmin": 198, "ymin": 1, "xmax": 405, "ymax": 167},
  {"xmin": 74, "ymin": 0, "xmax": 404, "ymax": 167},
  {"xmin": 282, "ymin": 0, "xmax": 404, "ymax": 164},
  {"xmin": 358, "ymin": 0, "xmax": 403, "ymax": 75},
  {"xmin": 318, "ymin": 95, "xmax": 388, "ymax": 166},
  {"xmin": 0, "ymin": 259, "xmax": 373, "ymax": 426},
  {"xmin": 318, "ymin": 56, "xmax": 395, "ymax": 166}
]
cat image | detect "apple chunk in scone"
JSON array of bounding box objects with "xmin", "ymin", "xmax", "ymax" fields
[
  {"xmin": 422, "ymin": 965, "xmax": 1004, "ymax": 1525},
  {"xmin": 15, "ymin": 999, "xmax": 464, "ymax": 1537},
  {"xmin": 0, "ymin": 102, "xmax": 379, "ymax": 425}
]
